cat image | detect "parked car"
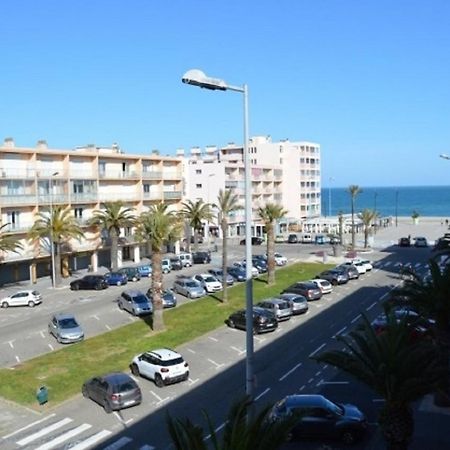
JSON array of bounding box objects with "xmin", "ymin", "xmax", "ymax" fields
[
  {"xmin": 178, "ymin": 253, "xmax": 193, "ymax": 267},
  {"xmin": 104, "ymin": 271, "xmax": 128, "ymax": 286},
  {"xmin": 277, "ymin": 293, "xmax": 309, "ymax": 315},
  {"xmin": 190, "ymin": 234, "xmax": 204, "ymax": 244},
  {"xmin": 240, "ymin": 236, "xmax": 264, "ymax": 245},
  {"xmin": 336, "ymin": 264, "xmax": 359, "ymax": 280},
  {"xmin": 130, "ymin": 348, "xmax": 189, "ymax": 387},
  {"xmin": 208, "ymin": 268, "xmax": 235, "ymax": 286},
  {"xmin": 287, "ymin": 234, "xmax": 299, "ymax": 244},
  {"xmin": 0, "ymin": 290, "xmax": 42, "ymax": 308},
  {"xmin": 275, "ymin": 235, "xmax": 285, "ymax": 243},
  {"xmin": 146, "ymin": 289, "xmax": 177, "ymax": 308},
  {"xmin": 117, "ymin": 290, "xmax": 152, "ymax": 316},
  {"xmin": 315, "ymin": 234, "xmax": 328, "ymax": 245},
  {"xmin": 70, "ymin": 275, "xmax": 108, "ymax": 291},
  {"xmin": 192, "ymin": 251, "xmax": 211, "ymax": 264},
  {"xmin": 227, "ymin": 266, "xmax": 246, "ymax": 282},
  {"xmin": 341, "ymin": 261, "xmax": 366, "ymax": 275},
  {"xmin": 161, "ymin": 258, "xmax": 172, "ymax": 274},
  {"xmin": 226, "ymin": 307, "xmax": 278, "ymax": 334},
  {"xmin": 251, "ymin": 257, "xmax": 268, "ymax": 273},
  {"xmin": 309, "ymin": 278, "xmax": 333, "ymax": 294},
  {"xmin": 399, "ymin": 237, "xmax": 411, "ymax": 247},
  {"xmin": 351, "ymin": 258, "xmax": 373, "ymax": 271},
  {"xmin": 48, "ymin": 313, "xmax": 84, "ymax": 344},
  {"xmin": 233, "ymin": 261, "xmax": 259, "ymax": 277},
  {"xmin": 414, "ymin": 236, "xmax": 428, "ymax": 247},
  {"xmin": 281, "ymin": 281, "xmax": 322, "ymax": 301},
  {"xmin": 136, "ymin": 264, "xmax": 152, "ymax": 278},
  {"xmin": 169, "ymin": 256, "xmax": 183, "ymax": 270},
  {"xmin": 117, "ymin": 267, "xmax": 141, "ymax": 282},
  {"xmin": 256, "ymin": 298, "xmax": 293, "ymax": 321},
  {"xmin": 172, "ymin": 277, "xmax": 205, "ymax": 299},
  {"xmin": 269, "ymin": 394, "xmax": 367, "ymax": 444},
  {"xmin": 317, "ymin": 269, "xmax": 349, "ymax": 286},
  {"xmin": 193, "ymin": 273, "xmax": 222, "ymax": 293},
  {"xmin": 273, "ymin": 252, "xmax": 287, "ymax": 266},
  {"xmin": 82, "ymin": 372, "xmax": 142, "ymax": 413}
]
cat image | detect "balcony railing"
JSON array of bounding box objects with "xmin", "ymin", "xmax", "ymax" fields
[
  {"xmin": 143, "ymin": 192, "xmax": 163, "ymax": 200},
  {"xmin": 163, "ymin": 191, "xmax": 182, "ymax": 200},
  {"xmin": 0, "ymin": 194, "xmax": 37, "ymax": 205},
  {"xmin": 0, "ymin": 168, "xmax": 37, "ymax": 178},
  {"xmin": 99, "ymin": 171, "xmax": 139, "ymax": 179},
  {"xmin": 142, "ymin": 171, "xmax": 163, "ymax": 179},
  {"xmin": 1, "ymin": 223, "xmax": 33, "ymax": 233},
  {"xmin": 71, "ymin": 193, "xmax": 98, "ymax": 203},
  {"xmin": 162, "ymin": 171, "xmax": 182, "ymax": 179},
  {"xmin": 98, "ymin": 192, "xmax": 138, "ymax": 201}
]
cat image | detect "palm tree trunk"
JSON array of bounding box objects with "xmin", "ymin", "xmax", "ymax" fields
[
  {"xmin": 54, "ymin": 242, "xmax": 62, "ymax": 287},
  {"xmin": 193, "ymin": 230, "xmax": 199, "ymax": 253},
  {"xmin": 364, "ymin": 227, "xmax": 369, "ymax": 248},
  {"xmin": 379, "ymin": 403, "xmax": 414, "ymax": 450},
  {"xmin": 221, "ymin": 219, "xmax": 228, "ymax": 304},
  {"xmin": 351, "ymin": 200, "xmax": 356, "ymax": 250},
  {"xmin": 267, "ymin": 222, "xmax": 275, "ymax": 285},
  {"xmin": 110, "ymin": 227, "xmax": 119, "ymax": 271},
  {"xmin": 151, "ymin": 249, "xmax": 165, "ymax": 331}
]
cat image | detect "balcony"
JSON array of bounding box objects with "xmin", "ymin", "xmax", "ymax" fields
[
  {"xmin": 0, "ymin": 168, "xmax": 37, "ymax": 178},
  {"xmin": 142, "ymin": 171, "xmax": 163, "ymax": 180},
  {"xmin": 99, "ymin": 171, "xmax": 139, "ymax": 179},
  {"xmin": 71, "ymin": 193, "xmax": 98, "ymax": 203},
  {"xmin": 38, "ymin": 194, "xmax": 69, "ymax": 205},
  {"xmin": 0, "ymin": 194, "xmax": 37, "ymax": 205},
  {"xmin": 98, "ymin": 192, "xmax": 139, "ymax": 201},
  {"xmin": 162, "ymin": 171, "xmax": 182, "ymax": 180},
  {"xmin": 143, "ymin": 192, "xmax": 163, "ymax": 200},
  {"xmin": 163, "ymin": 191, "xmax": 182, "ymax": 200},
  {"xmin": 1, "ymin": 223, "xmax": 33, "ymax": 233}
]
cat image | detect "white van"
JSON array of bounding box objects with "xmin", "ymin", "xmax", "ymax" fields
[
  {"xmin": 301, "ymin": 233, "xmax": 313, "ymax": 243},
  {"xmin": 178, "ymin": 253, "xmax": 193, "ymax": 267},
  {"xmin": 161, "ymin": 258, "xmax": 172, "ymax": 274}
]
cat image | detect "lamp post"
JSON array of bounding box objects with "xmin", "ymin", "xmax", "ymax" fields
[
  {"xmin": 182, "ymin": 69, "xmax": 254, "ymax": 400},
  {"xmin": 49, "ymin": 172, "xmax": 59, "ymax": 288},
  {"xmin": 206, "ymin": 173, "xmax": 216, "ymax": 244},
  {"xmin": 395, "ymin": 190, "xmax": 399, "ymax": 227},
  {"xmin": 328, "ymin": 177, "xmax": 334, "ymax": 217}
]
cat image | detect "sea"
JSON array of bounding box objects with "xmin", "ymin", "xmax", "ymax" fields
[{"xmin": 321, "ymin": 186, "xmax": 450, "ymax": 218}]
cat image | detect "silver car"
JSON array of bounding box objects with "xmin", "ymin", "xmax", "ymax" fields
[
  {"xmin": 208, "ymin": 268, "xmax": 235, "ymax": 286},
  {"xmin": 256, "ymin": 298, "xmax": 293, "ymax": 321},
  {"xmin": 117, "ymin": 290, "xmax": 152, "ymax": 316},
  {"xmin": 1, "ymin": 290, "xmax": 42, "ymax": 308},
  {"xmin": 48, "ymin": 313, "xmax": 84, "ymax": 344},
  {"xmin": 172, "ymin": 277, "xmax": 205, "ymax": 299},
  {"xmin": 278, "ymin": 293, "xmax": 309, "ymax": 315}
]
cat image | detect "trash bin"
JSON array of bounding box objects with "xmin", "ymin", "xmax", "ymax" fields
[{"xmin": 36, "ymin": 386, "xmax": 48, "ymax": 405}]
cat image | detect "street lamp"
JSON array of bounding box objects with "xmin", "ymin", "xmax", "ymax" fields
[
  {"xmin": 50, "ymin": 172, "xmax": 59, "ymax": 288},
  {"xmin": 395, "ymin": 190, "xmax": 399, "ymax": 227},
  {"xmin": 206, "ymin": 173, "xmax": 216, "ymax": 244},
  {"xmin": 182, "ymin": 69, "xmax": 254, "ymax": 400},
  {"xmin": 328, "ymin": 177, "xmax": 334, "ymax": 217}
]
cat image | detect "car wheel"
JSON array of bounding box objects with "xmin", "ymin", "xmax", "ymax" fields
[
  {"xmin": 132, "ymin": 276, "xmax": 138, "ymax": 282},
  {"xmin": 118, "ymin": 302, "xmax": 124, "ymax": 310},
  {"xmin": 1, "ymin": 302, "xmax": 9, "ymax": 308},
  {"xmin": 56, "ymin": 335, "xmax": 62, "ymax": 344},
  {"xmin": 95, "ymin": 284, "xmax": 102, "ymax": 290},
  {"xmin": 71, "ymin": 284, "xmax": 79, "ymax": 291},
  {"xmin": 28, "ymin": 301, "xmax": 35, "ymax": 307},
  {"xmin": 228, "ymin": 319, "xmax": 236, "ymax": 328},
  {"xmin": 81, "ymin": 386, "xmax": 89, "ymax": 398},
  {"xmin": 341, "ymin": 430, "xmax": 357, "ymax": 445},
  {"xmin": 116, "ymin": 281, "xmax": 122, "ymax": 286},
  {"xmin": 154, "ymin": 374, "xmax": 164, "ymax": 388},
  {"xmin": 103, "ymin": 400, "xmax": 113, "ymax": 414},
  {"xmin": 332, "ymin": 279, "xmax": 338, "ymax": 286},
  {"xmin": 130, "ymin": 363, "xmax": 140, "ymax": 377}
]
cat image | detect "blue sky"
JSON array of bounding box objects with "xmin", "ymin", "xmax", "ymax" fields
[{"xmin": 1, "ymin": 0, "xmax": 450, "ymax": 187}]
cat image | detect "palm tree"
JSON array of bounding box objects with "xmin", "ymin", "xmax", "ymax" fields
[
  {"xmin": 312, "ymin": 309, "xmax": 441, "ymax": 450},
  {"xmin": 0, "ymin": 223, "xmax": 23, "ymax": 255},
  {"xmin": 136, "ymin": 203, "xmax": 182, "ymax": 331},
  {"xmin": 359, "ymin": 209, "xmax": 378, "ymax": 248},
  {"xmin": 90, "ymin": 202, "xmax": 135, "ymax": 271},
  {"xmin": 216, "ymin": 189, "xmax": 240, "ymax": 303},
  {"xmin": 395, "ymin": 259, "xmax": 450, "ymax": 406},
  {"xmin": 166, "ymin": 396, "xmax": 297, "ymax": 450},
  {"xmin": 347, "ymin": 185, "xmax": 362, "ymax": 250},
  {"xmin": 258, "ymin": 203, "xmax": 287, "ymax": 285},
  {"xmin": 28, "ymin": 206, "xmax": 83, "ymax": 287},
  {"xmin": 338, "ymin": 211, "xmax": 344, "ymax": 246},
  {"xmin": 181, "ymin": 199, "xmax": 213, "ymax": 252}
]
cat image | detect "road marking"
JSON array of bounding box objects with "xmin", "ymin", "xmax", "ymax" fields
[
  {"xmin": 366, "ymin": 302, "xmax": 377, "ymax": 311},
  {"xmin": 299, "ymin": 385, "xmax": 305, "ymax": 391},
  {"xmin": 315, "ymin": 370, "xmax": 322, "ymax": 377},
  {"xmin": 351, "ymin": 314, "xmax": 361, "ymax": 324},
  {"xmin": 308, "ymin": 378, "xmax": 314, "ymax": 383},
  {"xmin": 8, "ymin": 340, "xmax": 14, "ymax": 349},
  {"xmin": 48, "ymin": 344, "xmax": 54, "ymax": 351},
  {"xmin": 139, "ymin": 446, "xmax": 156, "ymax": 450},
  {"xmin": 279, "ymin": 363, "xmax": 302, "ymax": 381},
  {"xmin": 316, "ymin": 379, "xmax": 323, "ymax": 387},
  {"xmin": 255, "ymin": 387, "xmax": 271, "ymax": 401},
  {"xmin": 207, "ymin": 358, "xmax": 224, "ymax": 369},
  {"xmin": 92, "ymin": 315, "xmax": 100, "ymax": 321},
  {"xmin": 105, "ymin": 324, "xmax": 112, "ymax": 330},
  {"xmin": 103, "ymin": 436, "xmax": 133, "ymax": 450},
  {"xmin": 186, "ymin": 348, "xmax": 196, "ymax": 354},
  {"xmin": 309, "ymin": 343, "xmax": 326, "ymax": 357},
  {"xmin": 208, "ymin": 336, "xmax": 218, "ymax": 342},
  {"xmin": 188, "ymin": 377, "xmax": 199, "ymax": 385},
  {"xmin": 65, "ymin": 430, "xmax": 112, "ymax": 450},
  {"xmin": 40, "ymin": 330, "xmax": 46, "ymax": 339},
  {"xmin": 2, "ymin": 413, "xmax": 56, "ymax": 439},
  {"xmin": 15, "ymin": 355, "xmax": 20, "ymax": 363},
  {"xmin": 333, "ymin": 326, "xmax": 347, "ymax": 338},
  {"xmin": 34, "ymin": 423, "xmax": 92, "ymax": 450},
  {"xmin": 379, "ymin": 292, "xmax": 388, "ymax": 300},
  {"xmin": 16, "ymin": 417, "xmax": 73, "ymax": 446},
  {"xmin": 231, "ymin": 346, "xmax": 245, "ymax": 355},
  {"xmin": 319, "ymin": 381, "xmax": 350, "ymax": 385}
]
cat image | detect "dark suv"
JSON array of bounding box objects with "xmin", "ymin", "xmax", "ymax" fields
[
  {"xmin": 281, "ymin": 281, "xmax": 322, "ymax": 301},
  {"xmin": 317, "ymin": 269, "xmax": 349, "ymax": 286},
  {"xmin": 70, "ymin": 275, "xmax": 108, "ymax": 291},
  {"xmin": 226, "ymin": 307, "xmax": 278, "ymax": 334},
  {"xmin": 117, "ymin": 267, "xmax": 141, "ymax": 282},
  {"xmin": 240, "ymin": 237, "xmax": 264, "ymax": 245},
  {"xmin": 192, "ymin": 251, "xmax": 211, "ymax": 264}
]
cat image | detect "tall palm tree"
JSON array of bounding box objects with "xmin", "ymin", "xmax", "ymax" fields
[
  {"xmin": 338, "ymin": 211, "xmax": 344, "ymax": 246},
  {"xmin": 167, "ymin": 396, "xmax": 297, "ymax": 450},
  {"xmin": 28, "ymin": 206, "xmax": 83, "ymax": 287},
  {"xmin": 216, "ymin": 189, "xmax": 240, "ymax": 303},
  {"xmin": 395, "ymin": 259, "xmax": 450, "ymax": 406},
  {"xmin": 136, "ymin": 204, "xmax": 182, "ymax": 331},
  {"xmin": 359, "ymin": 209, "xmax": 378, "ymax": 248},
  {"xmin": 90, "ymin": 202, "xmax": 135, "ymax": 271},
  {"xmin": 312, "ymin": 309, "xmax": 441, "ymax": 450},
  {"xmin": 0, "ymin": 223, "xmax": 23, "ymax": 255},
  {"xmin": 258, "ymin": 203, "xmax": 287, "ymax": 285},
  {"xmin": 181, "ymin": 199, "xmax": 213, "ymax": 252},
  {"xmin": 347, "ymin": 185, "xmax": 362, "ymax": 250}
]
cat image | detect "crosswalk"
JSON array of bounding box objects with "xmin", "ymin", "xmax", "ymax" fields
[{"xmin": 2, "ymin": 414, "xmax": 154, "ymax": 450}]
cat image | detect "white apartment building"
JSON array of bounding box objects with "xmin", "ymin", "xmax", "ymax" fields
[
  {"xmin": 0, "ymin": 138, "xmax": 183, "ymax": 284},
  {"xmin": 181, "ymin": 136, "xmax": 321, "ymax": 238}
]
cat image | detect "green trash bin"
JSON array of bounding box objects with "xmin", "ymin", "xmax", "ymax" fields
[{"xmin": 36, "ymin": 386, "xmax": 48, "ymax": 405}]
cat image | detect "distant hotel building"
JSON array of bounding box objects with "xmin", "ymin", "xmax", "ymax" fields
[{"xmin": 180, "ymin": 135, "xmax": 321, "ymax": 237}]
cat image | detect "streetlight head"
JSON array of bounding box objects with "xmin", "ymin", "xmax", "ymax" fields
[{"xmin": 182, "ymin": 69, "xmax": 227, "ymax": 91}]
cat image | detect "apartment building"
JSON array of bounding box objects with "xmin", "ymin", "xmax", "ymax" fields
[
  {"xmin": 0, "ymin": 138, "xmax": 183, "ymax": 284},
  {"xmin": 181, "ymin": 136, "xmax": 321, "ymax": 238}
]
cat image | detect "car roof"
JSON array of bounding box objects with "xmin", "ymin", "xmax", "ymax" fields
[
  {"xmin": 53, "ymin": 313, "xmax": 76, "ymax": 320},
  {"xmin": 260, "ymin": 297, "xmax": 289, "ymax": 305},
  {"xmin": 121, "ymin": 289, "xmax": 146, "ymax": 297},
  {"xmin": 284, "ymin": 394, "xmax": 328, "ymax": 409},
  {"xmin": 101, "ymin": 372, "xmax": 134, "ymax": 383},
  {"xmin": 144, "ymin": 348, "xmax": 182, "ymax": 361}
]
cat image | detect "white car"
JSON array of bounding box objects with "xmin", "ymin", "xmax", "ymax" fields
[
  {"xmin": 309, "ymin": 279, "xmax": 333, "ymax": 294},
  {"xmin": 1, "ymin": 290, "xmax": 42, "ymax": 308},
  {"xmin": 352, "ymin": 258, "xmax": 373, "ymax": 271},
  {"xmin": 193, "ymin": 274, "xmax": 223, "ymax": 293},
  {"xmin": 273, "ymin": 252, "xmax": 287, "ymax": 266},
  {"xmin": 341, "ymin": 261, "xmax": 366, "ymax": 275},
  {"xmin": 130, "ymin": 348, "xmax": 189, "ymax": 387},
  {"xmin": 233, "ymin": 261, "xmax": 259, "ymax": 277}
]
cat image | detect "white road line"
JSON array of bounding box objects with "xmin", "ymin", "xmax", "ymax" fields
[
  {"xmin": 105, "ymin": 324, "xmax": 112, "ymax": 330},
  {"xmin": 188, "ymin": 377, "xmax": 199, "ymax": 385},
  {"xmin": 415, "ymin": 262, "xmax": 421, "ymax": 268},
  {"xmin": 2, "ymin": 413, "xmax": 56, "ymax": 439},
  {"xmin": 299, "ymin": 385, "xmax": 305, "ymax": 391},
  {"xmin": 34, "ymin": 423, "xmax": 92, "ymax": 450},
  {"xmin": 315, "ymin": 370, "xmax": 322, "ymax": 377},
  {"xmin": 8, "ymin": 340, "xmax": 14, "ymax": 349},
  {"xmin": 308, "ymin": 378, "xmax": 314, "ymax": 383},
  {"xmin": 67, "ymin": 430, "xmax": 112, "ymax": 450},
  {"xmin": 379, "ymin": 292, "xmax": 388, "ymax": 301},
  {"xmin": 40, "ymin": 330, "xmax": 46, "ymax": 339},
  {"xmin": 92, "ymin": 315, "xmax": 100, "ymax": 321},
  {"xmin": 149, "ymin": 391, "xmax": 164, "ymax": 402},
  {"xmin": 207, "ymin": 358, "xmax": 224, "ymax": 369},
  {"xmin": 103, "ymin": 436, "xmax": 133, "ymax": 450},
  {"xmin": 15, "ymin": 355, "xmax": 20, "ymax": 363},
  {"xmin": 231, "ymin": 346, "xmax": 245, "ymax": 355},
  {"xmin": 334, "ymin": 326, "xmax": 347, "ymax": 337},
  {"xmin": 316, "ymin": 379, "xmax": 323, "ymax": 387},
  {"xmin": 208, "ymin": 336, "xmax": 218, "ymax": 342},
  {"xmin": 309, "ymin": 343, "xmax": 326, "ymax": 357},
  {"xmin": 214, "ymin": 422, "xmax": 227, "ymax": 433},
  {"xmin": 48, "ymin": 344, "xmax": 54, "ymax": 351},
  {"xmin": 16, "ymin": 417, "xmax": 73, "ymax": 446},
  {"xmin": 186, "ymin": 348, "xmax": 196, "ymax": 354},
  {"xmin": 320, "ymin": 381, "xmax": 350, "ymax": 385},
  {"xmin": 366, "ymin": 302, "xmax": 377, "ymax": 311},
  {"xmin": 255, "ymin": 387, "xmax": 271, "ymax": 401},
  {"xmin": 351, "ymin": 314, "xmax": 361, "ymax": 324},
  {"xmin": 279, "ymin": 363, "xmax": 302, "ymax": 381}
]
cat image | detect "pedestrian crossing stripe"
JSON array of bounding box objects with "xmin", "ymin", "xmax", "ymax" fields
[
  {"xmin": 17, "ymin": 417, "xmax": 73, "ymax": 446},
  {"xmin": 34, "ymin": 423, "xmax": 92, "ymax": 450},
  {"xmin": 67, "ymin": 430, "xmax": 113, "ymax": 450}
]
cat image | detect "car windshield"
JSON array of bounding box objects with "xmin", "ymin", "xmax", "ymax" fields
[
  {"xmin": 133, "ymin": 295, "xmax": 149, "ymax": 304},
  {"xmin": 59, "ymin": 318, "xmax": 78, "ymax": 328},
  {"xmin": 31, "ymin": 291, "xmax": 40, "ymax": 296},
  {"xmin": 186, "ymin": 281, "xmax": 199, "ymax": 288},
  {"xmin": 324, "ymin": 398, "xmax": 345, "ymax": 416},
  {"xmin": 204, "ymin": 276, "xmax": 216, "ymax": 282}
]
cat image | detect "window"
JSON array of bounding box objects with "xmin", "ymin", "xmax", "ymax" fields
[
  {"xmin": 196, "ymin": 169, "xmax": 202, "ymax": 175},
  {"xmin": 196, "ymin": 184, "xmax": 202, "ymax": 189},
  {"xmin": 7, "ymin": 211, "xmax": 20, "ymax": 228},
  {"xmin": 143, "ymin": 184, "xmax": 150, "ymax": 193},
  {"xmin": 74, "ymin": 208, "xmax": 83, "ymax": 218}
]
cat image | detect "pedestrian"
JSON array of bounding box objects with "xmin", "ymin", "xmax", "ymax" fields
[{"xmin": 446, "ymin": 219, "xmax": 449, "ymax": 226}]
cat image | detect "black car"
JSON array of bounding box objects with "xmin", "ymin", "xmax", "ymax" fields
[
  {"xmin": 270, "ymin": 394, "xmax": 367, "ymax": 444},
  {"xmin": 70, "ymin": 275, "xmax": 108, "ymax": 291},
  {"xmin": 288, "ymin": 234, "xmax": 299, "ymax": 243},
  {"xmin": 227, "ymin": 266, "xmax": 246, "ymax": 282},
  {"xmin": 240, "ymin": 237, "xmax": 264, "ymax": 245},
  {"xmin": 192, "ymin": 251, "xmax": 211, "ymax": 264},
  {"xmin": 318, "ymin": 269, "xmax": 349, "ymax": 286},
  {"xmin": 226, "ymin": 307, "xmax": 278, "ymax": 334},
  {"xmin": 252, "ymin": 258, "xmax": 268, "ymax": 273},
  {"xmin": 399, "ymin": 237, "xmax": 411, "ymax": 247},
  {"xmin": 169, "ymin": 256, "xmax": 183, "ymax": 270},
  {"xmin": 82, "ymin": 372, "xmax": 142, "ymax": 413},
  {"xmin": 281, "ymin": 281, "xmax": 322, "ymax": 301}
]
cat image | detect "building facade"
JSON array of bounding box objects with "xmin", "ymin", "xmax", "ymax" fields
[{"xmin": 0, "ymin": 138, "xmax": 183, "ymax": 284}]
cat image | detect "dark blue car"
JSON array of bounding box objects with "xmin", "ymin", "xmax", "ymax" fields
[
  {"xmin": 104, "ymin": 272, "xmax": 128, "ymax": 286},
  {"xmin": 227, "ymin": 266, "xmax": 246, "ymax": 282}
]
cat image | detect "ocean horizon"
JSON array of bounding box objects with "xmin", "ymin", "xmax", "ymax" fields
[{"xmin": 320, "ymin": 185, "xmax": 450, "ymax": 218}]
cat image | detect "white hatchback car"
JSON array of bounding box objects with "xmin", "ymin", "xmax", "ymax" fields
[
  {"xmin": 193, "ymin": 274, "xmax": 223, "ymax": 293},
  {"xmin": 309, "ymin": 279, "xmax": 333, "ymax": 294},
  {"xmin": 273, "ymin": 252, "xmax": 287, "ymax": 266},
  {"xmin": 1, "ymin": 290, "xmax": 42, "ymax": 308},
  {"xmin": 351, "ymin": 259, "xmax": 373, "ymax": 271},
  {"xmin": 130, "ymin": 348, "xmax": 189, "ymax": 387}
]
